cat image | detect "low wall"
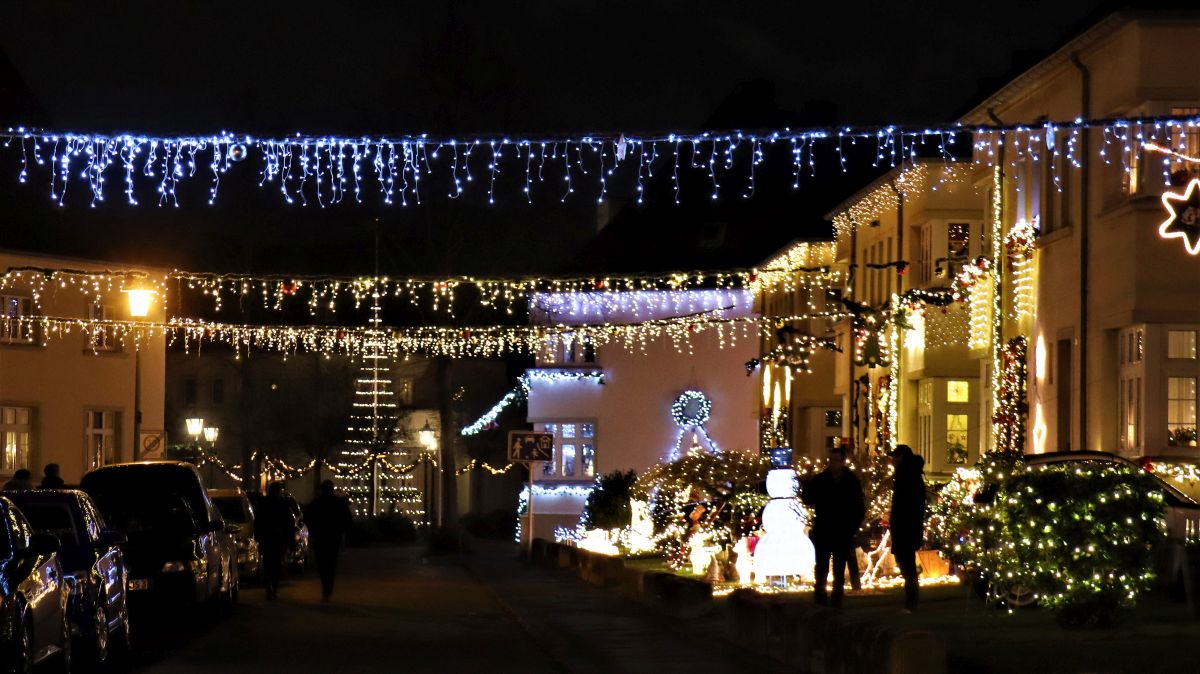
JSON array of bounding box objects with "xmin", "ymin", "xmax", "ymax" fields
[
  {"xmin": 726, "ymin": 589, "xmax": 946, "ymax": 674},
  {"xmin": 530, "ymin": 538, "xmax": 712, "ymax": 617}
]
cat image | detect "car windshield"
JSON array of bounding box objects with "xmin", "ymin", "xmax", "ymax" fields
[
  {"xmin": 213, "ymin": 497, "xmax": 250, "ymax": 524},
  {"xmin": 14, "ymin": 502, "xmax": 82, "ymax": 546}
]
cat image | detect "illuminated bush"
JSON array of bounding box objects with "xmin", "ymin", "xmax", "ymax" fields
[{"xmin": 941, "ymin": 453, "xmax": 1167, "ymax": 626}]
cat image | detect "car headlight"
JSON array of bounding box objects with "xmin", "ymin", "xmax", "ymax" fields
[{"xmin": 161, "ymin": 561, "xmax": 193, "ymax": 573}]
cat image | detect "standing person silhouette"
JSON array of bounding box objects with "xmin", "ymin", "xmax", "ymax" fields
[
  {"xmin": 306, "ymin": 480, "xmax": 353, "ymax": 602},
  {"xmin": 889, "ymin": 444, "xmax": 927, "ymax": 612},
  {"xmin": 255, "ymin": 482, "xmax": 295, "ymax": 600},
  {"xmin": 39, "ymin": 464, "xmax": 65, "ymax": 489},
  {"xmin": 801, "ymin": 447, "xmax": 865, "ymax": 608}
]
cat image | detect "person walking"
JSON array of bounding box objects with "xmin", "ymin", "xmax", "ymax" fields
[
  {"xmin": 255, "ymin": 482, "xmax": 295, "ymax": 600},
  {"xmin": 801, "ymin": 446, "xmax": 864, "ymax": 608},
  {"xmin": 39, "ymin": 464, "xmax": 65, "ymax": 489},
  {"xmin": 305, "ymin": 480, "xmax": 353, "ymax": 602},
  {"xmin": 3, "ymin": 469, "xmax": 33, "ymax": 490},
  {"xmin": 889, "ymin": 444, "xmax": 927, "ymax": 612}
]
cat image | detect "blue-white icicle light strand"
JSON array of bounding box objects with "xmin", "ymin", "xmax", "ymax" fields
[{"xmin": 4, "ymin": 114, "xmax": 1198, "ymax": 207}]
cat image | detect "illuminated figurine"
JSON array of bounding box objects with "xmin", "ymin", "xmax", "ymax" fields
[{"xmin": 752, "ymin": 469, "xmax": 816, "ymax": 583}]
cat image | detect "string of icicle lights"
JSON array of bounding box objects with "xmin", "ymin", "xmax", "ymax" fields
[
  {"xmin": 3, "ymin": 114, "xmax": 1198, "ymax": 206},
  {"xmin": 2, "ymin": 309, "xmax": 851, "ymax": 359},
  {"xmin": 0, "ymin": 263, "xmax": 846, "ymax": 317}
]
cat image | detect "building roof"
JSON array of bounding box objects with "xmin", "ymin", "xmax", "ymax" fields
[{"xmin": 958, "ymin": 6, "xmax": 1200, "ymax": 124}]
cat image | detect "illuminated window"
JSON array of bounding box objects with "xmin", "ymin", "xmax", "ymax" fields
[
  {"xmin": 1169, "ymin": 107, "xmax": 1200, "ymax": 184},
  {"xmin": 1168, "ymin": 330, "xmax": 1197, "ymax": 359},
  {"xmin": 0, "ymin": 407, "xmax": 32, "ymax": 472},
  {"xmin": 947, "ymin": 380, "xmax": 970, "ymax": 403},
  {"xmin": 946, "ymin": 414, "xmax": 969, "ymax": 464},
  {"xmin": 1168, "ymin": 378, "xmax": 1197, "ymax": 445},
  {"xmin": 535, "ymin": 421, "xmax": 597, "ymax": 479},
  {"xmin": 824, "ymin": 410, "xmax": 842, "ymax": 428},
  {"xmin": 0, "ymin": 295, "xmax": 34, "ymax": 344},
  {"xmin": 85, "ymin": 409, "xmax": 120, "ymax": 471}
]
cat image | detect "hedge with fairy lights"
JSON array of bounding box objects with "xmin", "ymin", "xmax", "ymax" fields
[{"xmin": 937, "ymin": 451, "xmax": 1167, "ymax": 626}]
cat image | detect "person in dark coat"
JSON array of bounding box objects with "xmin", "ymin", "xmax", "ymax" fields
[
  {"xmin": 39, "ymin": 464, "xmax": 65, "ymax": 489},
  {"xmin": 305, "ymin": 480, "xmax": 353, "ymax": 602},
  {"xmin": 255, "ymin": 482, "xmax": 296, "ymax": 600},
  {"xmin": 3, "ymin": 469, "xmax": 33, "ymax": 490},
  {"xmin": 889, "ymin": 444, "xmax": 927, "ymax": 611},
  {"xmin": 801, "ymin": 446, "xmax": 865, "ymax": 608}
]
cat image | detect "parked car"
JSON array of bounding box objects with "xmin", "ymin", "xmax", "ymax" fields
[
  {"xmin": 209, "ymin": 489, "xmax": 260, "ymax": 581},
  {"xmin": 248, "ymin": 487, "xmax": 310, "ymax": 570},
  {"xmin": 966, "ymin": 450, "xmax": 1200, "ymax": 605},
  {"xmin": 284, "ymin": 493, "xmax": 310, "ymax": 570},
  {"xmin": 2, "ymin": 489, "xmax": 130, "ymax": 667},
  {"xmin": 0, "ymin": 496, "xmax": 71, "ymax": 672},
  {"xmin": 80, "ymin": 462, "xmax": 239, "ymax": 611}
]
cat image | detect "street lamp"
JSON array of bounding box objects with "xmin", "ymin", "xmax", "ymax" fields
[
  {"xmin": 419, "ymin": 420, "xmax": 437, "ymax": 449},
  {"xmin": 185, "ymin": 417, "xmax": 205, "ymax": 439},
  {"xmin": 203, "ymin": 426, "xmax": 220, "ymax": 487},
  {"xmin": 124, "ymin": 285, "xmax": 156, "ymax": 459}
]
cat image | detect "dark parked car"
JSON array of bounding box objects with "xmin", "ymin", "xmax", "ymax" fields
[
  {"xmin": 80, "ymin": 462, "xmax": 239, "ymax": 611},
  {"xmin": 209, "ymin": 489, "xmax": 260, "ymax": 581},
  {"xmin": 0, "ymin": 496, "xmax": 71, "ymax": 672},
  {"xmin": 3, "ymin": 489, "xmax": 130, "ymax": 666}
]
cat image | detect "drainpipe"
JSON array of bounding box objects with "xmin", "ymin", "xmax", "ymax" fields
[
  {"xmin": 848, "ymin": 226, "xmax": 858, "ymax": 456},
  {"xmin": 1071, "ymin": 51, "xmax": 1091, "ymax": 451}
]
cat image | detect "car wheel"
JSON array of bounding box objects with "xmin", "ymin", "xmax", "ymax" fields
[
  {"xmin": 89, "ymin": 599, "xmax": 109, "ymax": 667},
  {"xmin": 57, "ymin": 610, "xmax": 71, "ymax": 674},
  {"xmin": 5, "ymin": 616, "xmax": 32, "ymax": 674}
]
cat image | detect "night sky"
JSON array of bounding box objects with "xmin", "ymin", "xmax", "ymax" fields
[{"xmin": 0, "ymin": 1, "xmax": 1110, "ymax": 293}]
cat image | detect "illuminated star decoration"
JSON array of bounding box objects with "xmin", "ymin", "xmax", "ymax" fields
[{"xmin": 1159, "ymin": 177, "xmax": 1200, "ymax": 255}]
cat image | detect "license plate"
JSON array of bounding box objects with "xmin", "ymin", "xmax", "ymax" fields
[{"xmin": 127, "ymin": 579, "xmax": 152, "ymax": 591}]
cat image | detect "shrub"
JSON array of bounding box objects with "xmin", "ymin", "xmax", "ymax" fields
[
  {"xmin": 941, "ymin": 453, "xmax": 1167, "ymax": 626},
  {"xmin": 581, "ymin": 470, "xmax": 637, "ymax": 530}
]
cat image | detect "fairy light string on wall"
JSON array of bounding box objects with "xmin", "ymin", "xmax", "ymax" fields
[{"xmin": 5, "ymin": 114, "xmax": 1200, "ymax": 207}]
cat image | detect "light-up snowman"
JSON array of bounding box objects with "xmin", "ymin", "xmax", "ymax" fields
[{"xmin": 751, "ymin": 468, "xmax": 815, "ymax": 581}]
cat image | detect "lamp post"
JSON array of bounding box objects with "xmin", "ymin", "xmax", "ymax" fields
[
  {"xmin": 418, "ymin": 420, "xmax": 439, "ymax": 527},
  {"xmin": 203, "ymin": 426, "xmax": 220, "ymax": 487},
  {"xmin": 123, "ymin": 285, "xmax": 156, "ymax": 460}
]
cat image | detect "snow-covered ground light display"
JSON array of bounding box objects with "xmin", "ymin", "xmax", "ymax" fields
[{"xmin": 751, "ymin": 468, "xmax": 815, "ymax": 582}]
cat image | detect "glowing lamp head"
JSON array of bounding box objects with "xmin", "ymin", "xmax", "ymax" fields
[
  {"xmin": 203, "ymin": 426, "xmax": 219, "ymax": 443},
  {"xmin": 185, "ymin": 417, "xmax": 205, "ymax": 439},
  {"xmin": 123, "ymin": 287, "xmax": 156, "ymax": 318},
  {"xmin": 418, "ymin": 420, "xmax": 437, "ymax": 449}
]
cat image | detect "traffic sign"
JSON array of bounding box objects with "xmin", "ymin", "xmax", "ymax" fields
[{"xmin": 508, "ymin": 431, "xmax": 553, "ymax": 463}]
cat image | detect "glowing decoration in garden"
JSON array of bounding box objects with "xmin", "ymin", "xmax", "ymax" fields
[
  {"xmin": 1005, "ymin": 217, "xmax": 1038, "ymax": 322},
  {"xmin": 1159, "ymin": 177, "xmax": 1200, "ymax": 255},
  {"xmin": 751, "ymin": 469, "xmax": 815, "ymax": 581},
  {"xmin": 668, "ymin": 390, "xmax": 719, "ymax": 460}
]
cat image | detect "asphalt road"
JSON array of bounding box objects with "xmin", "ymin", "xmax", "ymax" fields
[{"xmin": 124, "ymin": 544, "xmax": 783, "ymax": 674}]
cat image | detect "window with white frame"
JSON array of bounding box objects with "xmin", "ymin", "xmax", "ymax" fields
[
  {"xmin": 1169, "ymin": 107, "xmax": 1200, "ymax": 184},
  {"xmin": 947, "ymin": 380, "xmax": 970, "ymax": 403},
  {"xmin": 1168, "ymin": 377, "xmax": 1197, "ymax": 446},
  {"xmin": 1168, "ymin": 376, "xmax": 1197, "ymax": 448},
  {"xmin": 535, "ymin": 421, "xmax": 596, "ymax": 479},
  {"xmin": 946, "ymin": 414, "xmax": 969, "ymax": 464},
  {"xmin": 85, "ymin": 410, "xmax": 120, "ymax": 471},
  {"xmin": 86, "ymin": 303, "xmax": 119, "ymax": 351},
  {"xmin": 1, "ymin": 295, "xmax": 34, "ymax": 344},
  {"xmin": 947, "ymin": 223, "xmax": 970, "ymax": 261},
  {"xmin": 1168, "ymin": 330, "xmax": 1197, "ymax": 360},
  {"xmin": 0, "ymin": 407, "xmax": 32, "ymax": 472}
]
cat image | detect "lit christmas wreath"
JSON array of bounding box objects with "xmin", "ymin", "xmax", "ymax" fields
[{"xmin": 671, "ymin": 390, "xmax": 712, "ymax": 428}]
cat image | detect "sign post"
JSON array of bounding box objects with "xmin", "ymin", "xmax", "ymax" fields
[{"xmin": 508, "ymin": 430, "xmax": 554, "ymax": 556}]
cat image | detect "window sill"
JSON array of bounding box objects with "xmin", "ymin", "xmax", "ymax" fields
[
  {"xmin": 0, "ymin": 340, "xmax": 42, "ymax": 349},
  {"xmin": 82, "ymin": 348, "xmax": 128, "ymax": 357}
]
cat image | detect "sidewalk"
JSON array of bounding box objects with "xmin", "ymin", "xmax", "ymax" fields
[{"xmin": 466, "ymin": 542, "xmax": 789, "ymax": 674}]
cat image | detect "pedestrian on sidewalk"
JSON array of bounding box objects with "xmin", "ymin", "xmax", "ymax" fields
[
  {"xmin": 3, "ymin": 469, "xmax": 33, "ymax": 490},
  {"xmin": 256, "ymin": 482, "xmax": 295, "ymax": 600},
  {"xmin": 305, "ymin": 480, "xmax": 352, "ymax": 602},
  {"xmin": 889, "ymin": 444, "xmax": 927, "ymax": 612},
  {"xmin": 39, "ymin": 464, "xmax": 64, "ymax": 489},
  {"xmin": 801, "ymin": 446, "xmax": 864, "ymax": 608}
]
